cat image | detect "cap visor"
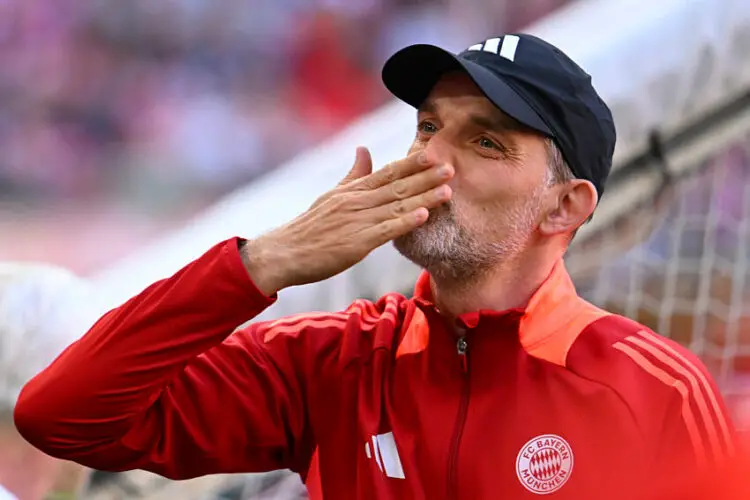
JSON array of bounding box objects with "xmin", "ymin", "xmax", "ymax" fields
[{"xmin": 382, "ymin": 44, "xmax": 551, "ymax": 135}]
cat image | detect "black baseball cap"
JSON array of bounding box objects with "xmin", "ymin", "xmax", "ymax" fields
[{"xmin": 381, "ymin": 34, "xmax": 616, "ymax": 198}]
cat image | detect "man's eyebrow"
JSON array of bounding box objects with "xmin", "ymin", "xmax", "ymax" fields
[
  {"xmin": 417, "ymin": 99, "xmax": 528, "ymax": 134},
  {"xmin": 417, "ymin": 99, "xmax": 437, "ymax": 115}
]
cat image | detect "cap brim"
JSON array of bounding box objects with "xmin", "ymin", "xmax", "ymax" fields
[{"xmin": 382, "ymin": 44, "xmax": 552, "ymax": 136}]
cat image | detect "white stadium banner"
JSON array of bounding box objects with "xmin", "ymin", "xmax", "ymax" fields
[{"xmin": 91, "ymin": 0, "xmax": 750, "ymax": 317}]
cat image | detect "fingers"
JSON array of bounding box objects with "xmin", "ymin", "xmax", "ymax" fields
[
  {"xmin": 369, "ymin": 183, "xmax": 452, "ymax": 221},
  {"xmin": 311, "ymin": 147, "xmax": 373, "ymax": 210},
  {"xmin": 338, "ymin": 147, "xmax": 373, "ymax": 187},
  {"xmin": 361, "ymin": 208, "xmax": 430, "ymax": 247},
  {"xmin": 351, "ymin": 150, "xmax": 434, "ymax": 191},
  {"xmin": 363, "ymin": 163, "xmax": 454, "ymax": 209}
]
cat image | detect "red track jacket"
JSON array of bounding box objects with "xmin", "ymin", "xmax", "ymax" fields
[{"xmin": 14, "ymin": 239, "xmax": 739, "ymax": 499}]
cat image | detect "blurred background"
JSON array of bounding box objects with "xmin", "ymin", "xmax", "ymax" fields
[
  {"xmin": 2, "ymin": 0, "xmax": 750, "ymax": 498},
  {"xmin": 0, "ymin": 0, "xmax": 572, "ymax": 275}
]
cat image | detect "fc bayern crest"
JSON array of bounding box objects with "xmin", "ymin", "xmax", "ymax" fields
[{"xmin": 516, "ymin": 434, "xmax": 574, "ymax": 495}]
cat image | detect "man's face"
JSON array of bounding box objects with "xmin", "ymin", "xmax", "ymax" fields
[{"xmin": 393, "ymin": 72, "xmax": 553, "ymax": 282}]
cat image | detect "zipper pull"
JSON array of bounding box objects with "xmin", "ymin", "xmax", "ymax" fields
[{"xmin": 457, "ymin": 336, "xmax": 468, "ymax": 372}]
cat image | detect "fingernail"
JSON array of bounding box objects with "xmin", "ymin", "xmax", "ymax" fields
[
  {"xmin": 434, "ymin": 185, "xmax": 450, "ymax": 198},
  {"xmin": 418, "ymin": 152, "xmax": 429, "ymax": 164},
  {"xmin": 437, "ymin": 165, "xmax": 453, "ymax": 177}
]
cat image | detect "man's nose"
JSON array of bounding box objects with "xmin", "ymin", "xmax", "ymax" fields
[
  {"xmin": 423, "ymin": 135, "xmax": 458, "ymax": 187},
  {"xmin": 423, "ymin": 133, "xmax": 452, "ymax": 163}
]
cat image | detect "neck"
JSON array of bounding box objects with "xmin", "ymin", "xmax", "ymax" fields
[{"xmin": 430, "ymin": 244, "xmax": 562, "ymax": 320}]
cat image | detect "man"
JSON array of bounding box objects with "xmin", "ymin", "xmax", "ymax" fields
[
  {"xmin": 14, "ymin": 34, "xmax": 738, "ymax": 499},
  {"xmin": 0, "ymin": 263, "xmax": 97, "ymax": 500}
]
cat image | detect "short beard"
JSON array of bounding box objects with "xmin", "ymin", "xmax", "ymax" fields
[{"xmin": 393, "ymin": 196, "xmax": 541, "ymax": 285}]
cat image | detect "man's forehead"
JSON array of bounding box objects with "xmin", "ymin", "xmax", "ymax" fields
[
  {"xmin": 425, "ymin": 71, "xmax": 486, "ymax": 102},
  {"xmin": 419, "ymin": 95, "xmax": 525, "ymax": 134},
  {"xmin": 419, "ymin": 72, "xmax": 523, "ymax": 126}
]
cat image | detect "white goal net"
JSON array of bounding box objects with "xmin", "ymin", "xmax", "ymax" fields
[{"xmin": 565, "ymin": 133, "xmax": 750, "ymax": 428}]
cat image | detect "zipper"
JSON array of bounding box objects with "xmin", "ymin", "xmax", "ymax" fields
[{"xmin": 447, "ymin": 334, "xmax": 470, "ymax": 499}]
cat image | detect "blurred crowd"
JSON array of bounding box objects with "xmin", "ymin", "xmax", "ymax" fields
[{"xmin": 0, "ymin": 0, "xmax": 573, "ymax": 273}]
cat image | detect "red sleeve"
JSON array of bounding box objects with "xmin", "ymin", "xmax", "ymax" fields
[
  {"xmin": 567, "ymin": 316, "xmax": 739, "ymax": 497},
  {"xmin": 13, "ymin": 238, "xmax": 337, "ymax": 480},
  {"xmin": 609, "ymin": 332, "xmax": 737, "ymax": 473},
  {"xmin": 646, "ymin": 352, "xmax": 740, "ymax": 497}
]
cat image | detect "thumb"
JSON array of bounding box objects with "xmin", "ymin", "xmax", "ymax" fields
[{"xmin": 339, "ymin": 147, "xmax": 373, "ymax": 186}]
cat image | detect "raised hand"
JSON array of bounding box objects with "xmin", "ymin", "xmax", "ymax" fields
[{"xmin": 243, "ymin": 147, "xmax": 454, "ymax": 295}]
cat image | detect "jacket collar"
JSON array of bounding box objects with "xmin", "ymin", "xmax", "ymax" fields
[{"xmin": 402, "ymin": 260, "xmax": 608, "ymax": 366}]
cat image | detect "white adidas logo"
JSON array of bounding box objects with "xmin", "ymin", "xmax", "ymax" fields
[
  {"xmin": 466, "ymin": 35, "xmax": 520, "ymax": 62},
  {"xmin": 365, "ymin": 432, "xmax": 405, "ymax": 479}
]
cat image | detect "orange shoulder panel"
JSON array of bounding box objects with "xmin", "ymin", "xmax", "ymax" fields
[{"xmin": 519, "ymin": 260, "xmax": 610, "ymax": 367}]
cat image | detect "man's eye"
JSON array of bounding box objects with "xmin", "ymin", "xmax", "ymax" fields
[
  {"xmin": 417, "ymin": 121, "xmax": 438, "ymax": 134},
  {"xmin": 478, "ymin": 137, "xmax": 500, "ymax": 150}
]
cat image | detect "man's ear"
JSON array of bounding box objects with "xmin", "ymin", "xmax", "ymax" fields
[{"xmin": 539, "ymin": 180, "xmax": 598, "ymax": 236}]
